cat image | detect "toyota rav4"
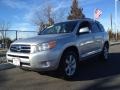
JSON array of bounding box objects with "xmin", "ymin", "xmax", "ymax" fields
[{"xmin": 6, "ymin": 18, "xmax": 109, "ymax": 78}]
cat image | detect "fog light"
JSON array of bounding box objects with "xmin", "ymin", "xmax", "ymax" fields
[{"xmin": 41, "ymin": 61, "xmax": 50, "ymax": 67}]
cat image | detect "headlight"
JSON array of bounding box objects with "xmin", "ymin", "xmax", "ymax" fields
[{"xmin": 31, "ymin": 40, "xmax": 56, "ymax": 53}]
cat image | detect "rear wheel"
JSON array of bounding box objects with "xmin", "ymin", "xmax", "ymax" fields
[
  {"xmin": 100, "ymin": 44, "xmax": 109, "ymax": 62},
  {"xmin": 59, "ymin": 50, "xmax": 79, "ymax": 79}
]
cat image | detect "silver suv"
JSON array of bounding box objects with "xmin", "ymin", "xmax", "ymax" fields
[{"xmin": 6, "ymin": 18, "xmax": 109, "ymax": 78}]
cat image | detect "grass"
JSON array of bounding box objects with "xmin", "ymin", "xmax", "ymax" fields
[
  {"xmin": 0, "ymin": 48, "xmax": 7, "ymax": 54},
  {"xmin": 0, "ymin": 49, "xmax": 7, "ymax": 64}
]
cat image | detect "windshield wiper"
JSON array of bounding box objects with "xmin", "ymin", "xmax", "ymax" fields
[{"xmin": 38, "ymin": 28, "xmax": 47, "ymax": 35}]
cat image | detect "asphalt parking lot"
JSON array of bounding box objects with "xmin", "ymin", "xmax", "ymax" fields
[{"xmin": 0, "ymin": 45, "xmax": 120, "ymax": 90}]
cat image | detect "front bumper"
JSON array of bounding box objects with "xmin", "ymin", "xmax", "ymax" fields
[{"xmin": 6, "ymin": 50, "xmax": 60, "ymax": 71}]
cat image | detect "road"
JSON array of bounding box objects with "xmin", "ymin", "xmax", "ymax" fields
[{"xmin": 0, "ymin": 45, "xmax": 120, "ymax": 90}]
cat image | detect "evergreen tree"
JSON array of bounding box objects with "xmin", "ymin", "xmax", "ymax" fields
[{"xmin": 67, "ymin": 0, "xmax": 85, "ymax": 20}]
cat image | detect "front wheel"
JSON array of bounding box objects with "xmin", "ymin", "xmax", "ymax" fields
[{"xmin": 59, "ymin": 51, "xmax": 79, "ymax": 79}]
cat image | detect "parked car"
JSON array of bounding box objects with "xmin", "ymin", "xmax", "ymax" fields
[{"xmin": 6, "ymin": 18, "xmax": 109, "ymax": 78}]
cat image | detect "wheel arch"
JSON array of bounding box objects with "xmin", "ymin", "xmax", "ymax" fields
[
  {"xmin": 104, "ymin": 41, "xmax": 109, "ymax": 49},
  {"xmin": 60, "ymin": 46, "xmax": 79, "ymax": 62}
]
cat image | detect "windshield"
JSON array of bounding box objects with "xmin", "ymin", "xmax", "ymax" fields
[{"xmin": 39, "ymin": 21, "xmax": 78, "ymax": 35}]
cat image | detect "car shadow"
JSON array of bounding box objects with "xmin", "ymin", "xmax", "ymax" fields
[{"xmin": 38, "ymin": 53, "xmax": 120, "ymax": 81}]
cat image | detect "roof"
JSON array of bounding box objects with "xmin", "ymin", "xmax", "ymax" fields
[{"xmin": 56, "ymin": 18, "xmax": 96, "ymax": 24}]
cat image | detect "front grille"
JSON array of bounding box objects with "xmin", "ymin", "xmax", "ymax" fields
[
  {"xmin": 21, "ymin": 62, "xmax": 30, "ymax": 66},
  {"xmin": 8, "ymin": 54, "xmax": 29, "ymax": 59},
  {"xmin": 10, "ymin": 44, "xmax": 31, "ymax": 53}
]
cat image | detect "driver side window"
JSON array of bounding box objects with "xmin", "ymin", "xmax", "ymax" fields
[{"xmin": 78, "ymin": 21, "xmax": 91, "ymax": 34}]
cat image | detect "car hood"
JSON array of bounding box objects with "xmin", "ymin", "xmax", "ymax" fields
[{"xmin": 12, "ymin": 33, "xmax": 73, "ymax": 45}]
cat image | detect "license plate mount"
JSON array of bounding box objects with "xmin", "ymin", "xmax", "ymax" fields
[{"xmin": 13, "ymin": 58, "xmax": 20, "ymax": 66}]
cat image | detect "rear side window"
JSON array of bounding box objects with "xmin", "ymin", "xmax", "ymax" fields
[
  {"xmin": 96, "ymin": 22, "xmax": 105, "ymax": 32},
  {"xmin": 91, "ymin": 22, "xmax": 101, "ymax": 33}
]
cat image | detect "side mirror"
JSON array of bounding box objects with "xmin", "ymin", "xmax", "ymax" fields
[{"xmin": 79, "ymin": 27, "xmax": 90, "ymax": 34}]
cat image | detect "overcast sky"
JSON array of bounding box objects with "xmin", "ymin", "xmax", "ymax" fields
[{"xmin": 0, "ymin": 0, "xmax": 119, "ymax": 38}]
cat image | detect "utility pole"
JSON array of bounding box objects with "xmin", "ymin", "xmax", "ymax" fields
[
  {"xmin": 16, "ymin": 31, "xmax": 18, "ymax": 40},
  {"xmin": 110, "ymin": 14, "xmax": 113, "ymax": 31},
  {"xmin": 4, "ymin": 30, "xmax": 6, "ymax": 48},
  {"xmin": 115, "ymin": 0, "xmax": 118, "ymax": 41}
]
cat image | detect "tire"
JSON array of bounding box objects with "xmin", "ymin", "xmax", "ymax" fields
[
  {"xmin": 100, "ymin": 44, "xmax": 109, "ymax": 62},
  {"xmin": 19, "ymin": 67, "xmax": 30, "ymax": 71},
  {"xmin": 59, "ymin": 50, "xmax": 79, "ymax": 79}
]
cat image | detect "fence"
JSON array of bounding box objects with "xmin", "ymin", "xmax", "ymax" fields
[
  {"xmin": 0, "ymin": 30, "xmax": 38, "ymax": 48},
  {"xmin": 4, "ymin": 30, "xmax": 37, "ymax": 40}
]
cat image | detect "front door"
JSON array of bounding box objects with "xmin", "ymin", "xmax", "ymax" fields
[{"xmin": 76, "ymin": 21, "xmax": 95, "ymax": 58}]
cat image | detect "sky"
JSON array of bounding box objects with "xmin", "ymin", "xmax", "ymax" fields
[{"xmin": 0, "ymin": 0, "xmax": 119, "ymax": 39}]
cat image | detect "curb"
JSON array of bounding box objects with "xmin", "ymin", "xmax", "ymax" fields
[
  {"xmin": 0, "ymin": 63, "xmax": 15, "ymax": 71},
  {"xmin": 110, "ymin": 42, "xmax": 120, "ymax": 46}
]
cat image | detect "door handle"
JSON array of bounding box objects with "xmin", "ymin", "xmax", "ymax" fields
[{"xmin": 80, "ymin": 40, "xmax": 94, "ymax": 46}]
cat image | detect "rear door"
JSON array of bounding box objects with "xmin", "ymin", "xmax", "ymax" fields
[{"xmin": 91, "ymin": 22, "xmax": 104, "ymax": 52}]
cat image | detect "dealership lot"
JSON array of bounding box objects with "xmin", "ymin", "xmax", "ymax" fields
[{"xmin": 0, "ymin": 45, "xmax": 120, "ymax": 90}]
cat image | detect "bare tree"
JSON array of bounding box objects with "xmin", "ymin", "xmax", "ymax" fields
[
  {"xmin": 33, "ymin": 5, "xmax": 55, "ymax": 32},
  {"xmin": 0, "ymin": 21, "xmax": 10, "ymax": 48},
  {"xmin": 33, "ymin": 12, "xmax": 46, "ymax": 32},
  {"xmin": 44, "ymin": 5, "xmax": 54, "ymax": 26}
]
